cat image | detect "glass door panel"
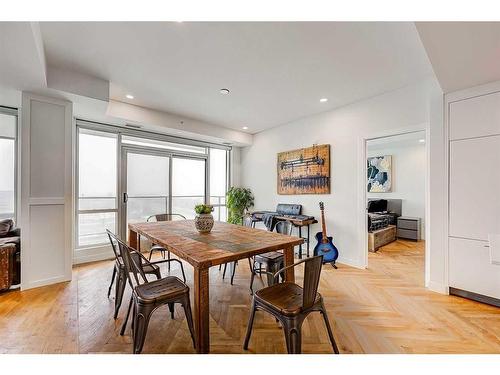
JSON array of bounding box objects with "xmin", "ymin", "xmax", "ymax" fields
[
  {"xmin": 172, "ymin": 157, "xmax": 206, "ymax": 219},
  {"xmin": 122, "ymin": 149, "xmax": 170, "ymax": 238}
]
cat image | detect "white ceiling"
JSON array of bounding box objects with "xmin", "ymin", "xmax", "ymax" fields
[
  {"xmin": 0, "ymin": 22, "xmax": 47, "ymax": 90},
  {"xmin": 416, "ymin": 22, "xmax": 500, "ymax": 93},
  {"xmin": 39, "ymin": 22, "xmax": 433, "ymax": 133}
]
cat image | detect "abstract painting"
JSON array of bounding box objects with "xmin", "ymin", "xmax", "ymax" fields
[
  {"xmin": 277, "ymin": 144, "xmax": 330, "ymax": 195},
  {"xmin": 367, "ymin": 155, "xmax": 392, "ymax": 192}
]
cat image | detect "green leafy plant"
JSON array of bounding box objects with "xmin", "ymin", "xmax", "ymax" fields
[
  {"xmin": 194, "ymin": 204, "xmax": 214, "ymax": 215},
  {"xmin": 226, "ymin": 187, "xmax": 254, "ymax": 225}
]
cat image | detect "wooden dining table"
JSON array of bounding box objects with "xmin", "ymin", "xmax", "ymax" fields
[{"xmin": 128, "ymin": 219, "xmax": 304, "ymax": 354}]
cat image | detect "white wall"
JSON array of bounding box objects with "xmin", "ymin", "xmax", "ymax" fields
[
  {"xmin": 241, "ymin": 78, "xmax": 437, "ymax": 269},
  {"xmin": 367, "ymin": 141, "xmax": 426, "ymax": 239}
]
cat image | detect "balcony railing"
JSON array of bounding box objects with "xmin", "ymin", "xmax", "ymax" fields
[{"xmin": 77, "ymin": 195, "xmax": 227, "ymax": 247}]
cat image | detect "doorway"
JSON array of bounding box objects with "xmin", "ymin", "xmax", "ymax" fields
[{"xmin": 361, "ymin": 129, "xmax": 428, "ymax": 286}]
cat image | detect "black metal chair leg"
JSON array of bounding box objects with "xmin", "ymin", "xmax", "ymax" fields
[
  {"xmin": 249, "ymin": 263, "xmax": 256, "ymax": 294},
  {"xmin": 288, "ymin": 328, "xmax": 302, "ymax": 354},
  {"xmin": 168, "ymin": 303, "xmax": 175, "ymax": 319},
  {"xmin": 243, "ymin": 300, "xmax": 257, "ymax": 350},
  {"xmin": 108, "ymin": 266, "xmax": 117, "ymax": 298},
  {"xmin": 320, "ymin": 304, "xmax": 339, "ymax": 354},
  {"xmin": 120, "ymin": 296, "xmax": 133, "ymax": 335},
  {"xmin": 182, "ymin": 297, "xmax": 196, "ymax": 349},
  {"xmin": 114, "ymin": 269, "xmax": 127, "ymax": 319},
  {"xmin": 230, "ymin": 262, "xmax": 237, "ymax": 285},
  {"xmin": 167, "ymin": 251, "xmax": 171, "ymax": 272},
  {"xmin": 222, "ymin": 263, "xmax": 227, "ymax": 279},
  {"xmin": 248, "ymin": 257, "xmax": 254, "ymax": 274},
  {"xmin": 133, "ymin": 305, "xmax": 154, "ymax": 354}
]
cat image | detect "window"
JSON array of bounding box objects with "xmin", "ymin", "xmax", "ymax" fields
[
  {"xmin": 77, "ymin": 128, "xmax": 118, "ymax": 247},
  {"xmin": 210, "ymin": 148, "xmax": 229, "ymax": 221},
  {"xmin": 75, "ymin": 121, "xmax": 230, "ymax": 249},
  {"xmin": 0, "ymin": 108, "xmax": 17, "ymax": 221},
  {"xmin": 172, "ymin": 157, "xmax": 206, "ymax": 219}
]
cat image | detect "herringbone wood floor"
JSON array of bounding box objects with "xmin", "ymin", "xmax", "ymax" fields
[{"xmin": 0, "ymin": 240, "xmax": 499, "ymax": 353}]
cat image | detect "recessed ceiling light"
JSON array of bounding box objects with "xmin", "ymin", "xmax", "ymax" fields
[
  {"xmin": 419, "ymin": 139, "xmax": 425, "ymax": 143},
  {"xmin": 220, "ymin": 88, "xmax": 230, "ymax": 95},
  {"xmin": 126, "ymin": 94, "xmax": 134, "ymax": 99},
  {"xmin": 320, "ymin": 98, "xmax": 328, "ymax": 103},
  {"xmin": 242, "ymin": 126, "xmax": 248, "ymax": 130}
]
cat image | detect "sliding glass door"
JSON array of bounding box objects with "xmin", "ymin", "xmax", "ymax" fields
[
  {"xmin": 120, "ymin": 150, "xmax": 207, "ymax": 235},
  {"xmin": 121, "ymin": 148, "xmax": 171, "ymax": 238}
]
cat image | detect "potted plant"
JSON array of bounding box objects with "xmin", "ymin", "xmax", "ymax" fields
[
  {"xmin": 194, "ymin": 204, "xmax": 215, "ymax": 233},
  {"xmin": 226, "ymin": 187, "xmax": 254, "ymax": 225}
]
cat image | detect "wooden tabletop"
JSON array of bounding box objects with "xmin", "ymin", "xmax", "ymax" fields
[{"xmin": 129, "ymin": 220, "xmax": 304, "ymax": 268}]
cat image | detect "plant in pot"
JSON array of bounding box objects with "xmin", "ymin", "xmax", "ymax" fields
[
  {"xmin": 226, "ymin": 187, "xmax": 254, "ymax": 225},
  {"xmin": 194, "ymin": 204, "xmax": 214, "ymax": 233}
]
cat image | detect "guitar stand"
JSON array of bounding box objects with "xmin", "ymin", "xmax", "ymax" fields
[{"xmin": 323, "ymin": 261, "xmax": 337, "ymax": 269}]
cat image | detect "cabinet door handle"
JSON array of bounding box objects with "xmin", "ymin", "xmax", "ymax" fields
[{"xmin": 123, "ymin": 192, "xmax": 128, "ymax": 203}]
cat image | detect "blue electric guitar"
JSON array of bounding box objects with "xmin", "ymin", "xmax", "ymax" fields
[{"xmin": 313, "ymin": 202, "xmax": 339, "ymax": 268}]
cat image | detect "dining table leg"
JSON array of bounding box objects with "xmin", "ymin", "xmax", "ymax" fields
[
  {"xmin": 193, "ymin": 267, "xmax": 210, "ymax": 353},
  {"xmin": 283, "ymin": 245, "xmax": 296, "ymax": 282},
  {"xmin": 129, "ymin": 228, "xmax": 138, "ymax": 250}
]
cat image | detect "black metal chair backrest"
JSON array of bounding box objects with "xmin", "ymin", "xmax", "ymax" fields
[
  {"xmin": 106, "ymin": 230, "xmax": 148, "ymax": 289},
  {"xmin": 275, "ymin": 221, "xmax": 293, "ymax": 235},
  {"xmin": 147, "ymin": 213, "xmax": 187, "ymax": 222},
  {"xmin": 302, "ymin": 255, "xmax": 323, "ymax": 309},
  {"xmin": 243, "ymin": 215, "xmax": 254, "ymax": 227},
  {"xmin": 107, "ymin": 230, "xmax": 124, "ymax": 266}
]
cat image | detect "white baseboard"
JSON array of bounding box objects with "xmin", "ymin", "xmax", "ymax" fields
[
  {"xmin": 21, "ymin": 274, "xmax": 71, "ymax": 291},
  {"xmin": 427, "ymin": 280, "xmax": 449, "ymax": 295},
  {"xmin": 337, "ymin": 256, "xmax": 366, "ymax": 269},
  {"xmin": 73, "ymin": 245, "xmax": 114, "ymax": 265}
]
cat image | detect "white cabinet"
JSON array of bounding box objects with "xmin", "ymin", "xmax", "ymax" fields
[
  {"xmin": 448, "ymin": 90, "xmax": 500, "ymax": 301},
  {"xmin": 449, "ymin": 238, "xmax": 500, "ymax": 300},
  {"xmin": 449, "ymin": 91, "xmax": 500, "ymax": 140},
  {"xmin": 449, "ymin": 135, "xmax": 500, "ymax": 241}
]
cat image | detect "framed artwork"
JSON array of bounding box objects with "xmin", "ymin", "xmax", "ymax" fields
[
  {"xmin": 367, "ymin": 155, "xmax": 392, "ymax": 192},
  {"xmin": 277, "ymin": 144, "xmax": 330, "ymax": 195}
]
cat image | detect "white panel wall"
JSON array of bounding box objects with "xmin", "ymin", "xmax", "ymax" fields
[
  {"xmin": 447, "ymin": 84, "xmax": 500, "ymax": 300},
  {"xmin": 20, "ymin": 93, "xmax": 73, "ymax": 290}
]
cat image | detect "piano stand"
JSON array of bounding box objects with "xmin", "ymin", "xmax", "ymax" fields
[
  {"xmin": 250, "ymin": 212, "xmax": 318, "ymax": 259},
  {"xmin": 297, "ymin": 225, "xmax": 312, "ymax": 259}
]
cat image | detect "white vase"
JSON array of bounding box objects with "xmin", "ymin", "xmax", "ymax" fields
[{"xmin": 195, "ymin": 213, "xmax": 214, "ymax": 233}]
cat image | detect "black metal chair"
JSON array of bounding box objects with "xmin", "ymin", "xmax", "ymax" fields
[
  {"xmin": 146, "ymin": 213, "xmax": 186, "ymax": 271},
  {"xmin": 243, "ymin": 255, "xmax": 339, "ymax": 354},
  {"xmin": 217, "ymin": 215, "xmax": 256, "ymax": 284},
  {"xmin": 107, "ymin": 231, "xmax": 163, "ymax": 319},
  {"xmin": 106, "ymin": 230, "xmax": 195, "ymax": 354},
  {"xmin": 248, "ymin": 221, "xmax": 292, "ymax": 294}
]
